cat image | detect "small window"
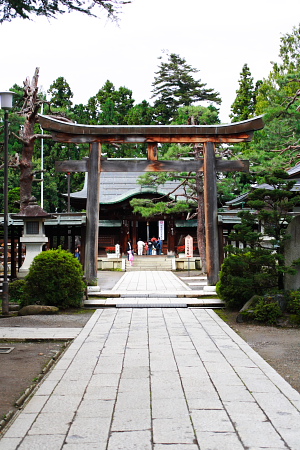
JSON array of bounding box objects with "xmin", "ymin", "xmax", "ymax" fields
[{"xmin": 27, "ymin": 221, "xmax": 39, "ymax": 234}]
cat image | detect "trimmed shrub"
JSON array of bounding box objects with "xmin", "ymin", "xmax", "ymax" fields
[
  {"xmin": 287, "ymin": 290, "xmax": 300, "ymax": 315},
  {"xmin": 216, "ymin": 250, "xmax": 278, "ymax": 309},
  {"xmin": 23, "ymin": 248, "xmax": 86, "ymax": 309},
  {"xmin": 9, "ymin": 279, "xmax": 26, "ymax": 303}
]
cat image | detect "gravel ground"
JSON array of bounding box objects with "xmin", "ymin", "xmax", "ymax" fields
[{"xmin": 224, "ymin": 312, "xmax": 300, "ymax": 393}]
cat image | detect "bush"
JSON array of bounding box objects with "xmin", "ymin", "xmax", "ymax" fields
[
  {"xmin": 241, "ymin": 294, "xmax": 283, "ymax": 325},
  {"xmin": 23, "ymin": 248, "xmax": 86, "ymax": 309},
  {"xmin": 251, "ymin": 298, "xmax": 282, "ymax": 325},
  {"xmin": 9, "ymin": 279, "xmax": 26, "ymax": 303},
  {"xmin": 287, "ymin": 290, "xmax": 300, "ymax": 315},
  {"xmin": 216, "ymin": 250, "xmax": 278, "ymax": 309}
]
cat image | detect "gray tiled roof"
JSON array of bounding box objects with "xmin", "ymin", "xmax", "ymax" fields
[{"xmin": 70, "ymin": 172, "xmax": 186, "ymax": 205}]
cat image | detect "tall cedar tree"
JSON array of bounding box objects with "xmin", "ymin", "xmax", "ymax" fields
[
  {"xmin": 48, "ymin": 77, "xmax": 73, "ymax": 109},
  {"xmin": 151, "ymin": 53, "xmax": 221, "ymax": 124},
  {"xmin": 230, "ymin": 64, "xmax": 259, "ymax": 122}
]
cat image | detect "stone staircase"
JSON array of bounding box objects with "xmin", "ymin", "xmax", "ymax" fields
[{"xmin": 125, "ymin": 255, "xmax": 175, "ymax": 271}]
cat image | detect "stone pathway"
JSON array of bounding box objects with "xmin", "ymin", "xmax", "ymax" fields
[
  {"xmin": 111, "ymin": 271, "xmax": 192, "ymax": 292},
  {"xmin": 86, "ymin": 271, "xmax": 223, "ymax": 308},
  {"xmin": 0, "ymin": 271, "xmax": 300, "ymax": 449}
]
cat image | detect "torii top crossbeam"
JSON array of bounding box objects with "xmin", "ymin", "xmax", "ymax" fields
[{"xmin": 38, "ymin": 115, "xmax": 264, "ymax": 144}]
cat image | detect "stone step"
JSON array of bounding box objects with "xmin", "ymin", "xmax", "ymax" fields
[
  {"xmin": 87, "ymin": 289, "xmax": 220, "ymax": 298},
  {"xmin": 116, "ymin": 303, "xmax": 188, "ymax": 308},
  {"xmin": 126, "ymin": 261, "xmax": 173, "ymax": 271},
  {"xmin": 84, "ymin": 297, "xmax": 225, "ymax": 308}
]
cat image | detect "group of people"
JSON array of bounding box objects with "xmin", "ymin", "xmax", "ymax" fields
[
  {"xmin": 136, "ymin": 237, "xmax": 163, "ymax": 256},
  {"xmin": 126, "ymin": 237, "xmax": 163, "ymax": 266}
]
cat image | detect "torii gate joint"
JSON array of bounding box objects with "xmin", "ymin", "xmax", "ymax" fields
[{"xmin": 38, "ymin": 114, "xmax": 264, "ymax": 286}]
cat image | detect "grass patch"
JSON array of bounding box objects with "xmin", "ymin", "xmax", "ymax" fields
[
  {"xmin": 215, "ymin": 309, "xmax": 229, "ymax": 322},
  {"xmin": 60, "ymin": 308, "xmax": 95, "ymax": 315}
]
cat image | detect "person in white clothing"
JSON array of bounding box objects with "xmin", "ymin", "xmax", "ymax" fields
[{"xmin": 137, "ymin": 238, "xmax": 145, "ymax": 256}]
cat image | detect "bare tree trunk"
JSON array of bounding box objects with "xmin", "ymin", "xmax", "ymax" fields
[
  {"xmin": 20, "ymin": 126, "xmax": 35, "ymax": 209},
  {"xmin": 19, "ymin": 68, "xmax": 41, "ymax": 210}
]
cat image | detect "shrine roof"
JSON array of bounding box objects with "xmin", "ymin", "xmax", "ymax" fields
[
  {"xmin": 288, "ymin": 163, "xmax": 300, "ymax": 178},
  {"xmin": 68, "ymin": 172, "xmax": 186, "ymax": 204}
]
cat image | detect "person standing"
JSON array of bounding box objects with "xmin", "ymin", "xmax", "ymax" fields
[
  {"xmin": 147, "ymin": 240, "xmax": 153, "ymax": 255},
  {"xmin": 137, "ymin": 238, "xmax": 145, "ymax": 256},
  {"xmin": 129, "ymin": 250, "xmax": 134, "ymax": 266},
  {"xmin": 127, "ymin": 240, "xmax": 133, "ymax": 260},
  {"xmin": 157, "ymin": 237, "xmax": 163, "ymax": 255},
  {"xmin": 75, "ymin": 246, "xmax": 81, "ymax": 261},
  {"xmin": 151, "ymin": 237, "xmax": 158, "ymax": 255}
]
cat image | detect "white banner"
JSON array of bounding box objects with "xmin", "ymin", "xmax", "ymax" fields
[
  {"xmin": 158, "ymin": 220, "xmax": 165, "ymax": 240},
  {"xmin": 185, "ymin": 235, "xmax": 193, "ymax": 257}
]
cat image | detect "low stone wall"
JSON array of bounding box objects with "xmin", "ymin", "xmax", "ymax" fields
[
  {"xmin": 175, "ymin": 257, "xmax": 202, "ymax": 271},
  {"xmin": 97, "ymin": 256, "xmax": 202, "ymax": 271},
  {"xmin": 97, "ymin": 257, "xmax": 124, "ymax": 271}
]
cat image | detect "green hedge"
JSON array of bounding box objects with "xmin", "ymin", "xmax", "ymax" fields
[{"xmin": 22, "ymin": 248, "xmax": 86, "ymax": 309}]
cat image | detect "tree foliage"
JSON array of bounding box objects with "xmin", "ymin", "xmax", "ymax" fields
[
  {"xmin": 0, "ymin": 0, "xmax": 130, "ymax": 22},
  {"xmin": 87, "ymin": 80, "xmax": 135, "ymax": 124},
  {"xmin": 218, "ymin": 170, "xmax": 300, "ymax": 308},
  {"xmin": 216, "ymin": 250, "xmax": 279, "ymax": 309},
  {"xmin": 151, "ymin": 53, "xmax": 221, "ymax": 124},
  {"xmin": 246, "ymin": 24, "xmax": 300, "ymax": 170},
  {"xmin": 230, "ymin": 64, "xmax": 260, "ymax": 122},
  {"xmin": 48, "ymin": 77, "xmax": 73, "ymax": 109}
]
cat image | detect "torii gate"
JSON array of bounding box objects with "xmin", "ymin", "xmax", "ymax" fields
[{"xmin": 38, "ymin": 114, "xmax": 264, "ymax": 286}]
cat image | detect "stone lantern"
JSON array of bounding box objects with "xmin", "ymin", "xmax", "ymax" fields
[{"xmin": 13, "ymin": 197, "xmax": 54, "ymax": 278}]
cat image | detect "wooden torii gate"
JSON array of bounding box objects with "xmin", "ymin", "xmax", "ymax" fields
[{"xmin": 38, "ymin": 114, "xmax": 264, "ymax": 286}]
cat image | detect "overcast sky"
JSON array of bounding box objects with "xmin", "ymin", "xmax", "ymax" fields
[{"xmin": 1, "ymin": 0, "xmax": 299, "ymax": 122}]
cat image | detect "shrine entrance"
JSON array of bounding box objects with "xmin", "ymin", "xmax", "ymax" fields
[
  {"xmin": 137, "ymin": 220, "xmax": 167, "ymax": 243},
  {"xmin": 39, "ymin": 114, "xmax": 264, "ymax": 286}
]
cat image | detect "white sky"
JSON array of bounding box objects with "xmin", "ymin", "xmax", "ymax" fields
[{"xmin": 0, "ymin": 0, "xmax": 299, "ymax": 122}]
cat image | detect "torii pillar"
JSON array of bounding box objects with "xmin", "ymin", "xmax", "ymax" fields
[
  {"xmin": 85, "ymin": 142, "xmax": 101, "ymax": 285},
  {"xmin": 203, "ymin": 142, "xmax": 219, "ymax": 285}
]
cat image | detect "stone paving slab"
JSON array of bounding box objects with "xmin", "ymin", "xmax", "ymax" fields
[
  {"xmin": 1, "ymin": 307, "xmax": 300, "ymax": 450},
  {"xmin": 112, "ymin": 271, "xmax": 192, "ymax": 291},
  {"xmin": 0, "ymin": 328, "xmax": 80, "ymax": 340},
  {"xmin": 85, "ymin": 297, "xmax": 224, "ymax": 307},
  {"xmin": 180, "ymin": 276, "xmax": 207, "ymax": 280}
]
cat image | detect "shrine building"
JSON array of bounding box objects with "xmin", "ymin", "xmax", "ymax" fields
[{"xmin": 67, "ymin": 168, "xmax": 198, "ymax": 256}]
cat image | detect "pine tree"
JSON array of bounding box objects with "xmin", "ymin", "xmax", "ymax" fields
[
  {"xmin": 230, "ymin": 64, "xmax": 258, "ymax": 122},
  {"xmin": 151, "ymin": 53, "xmax": 221, "ymax": 124}
]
